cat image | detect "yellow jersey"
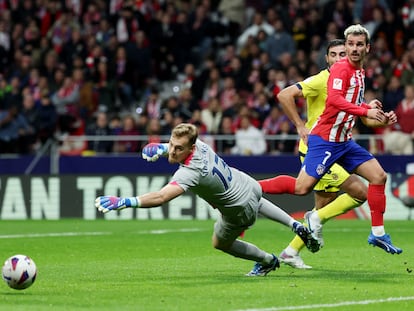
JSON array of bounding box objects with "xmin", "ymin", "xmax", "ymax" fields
[{"xmin": 297, "ymin": 69, "xmax": 329, "ymax": 154}]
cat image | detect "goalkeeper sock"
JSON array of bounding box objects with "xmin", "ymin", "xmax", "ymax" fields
[
  {"xmin": 317, "ymin": 193, "xmax": 363, "ymax": 224},
  {"xmin": 259, "ymin": 175, "xmax": 296, "ymax": 194}
]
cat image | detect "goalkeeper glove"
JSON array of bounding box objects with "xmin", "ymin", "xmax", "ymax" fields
[
  {"xmin": 95, "ymin": 196, "xmax": 140, "ymax": 213},
  {"xmin": 142, "ymin": 143, "xmax": 169, "ymax": 162}
]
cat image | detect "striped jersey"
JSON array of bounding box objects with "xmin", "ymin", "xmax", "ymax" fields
[
  {"xmin": 170, "ymin": 139, "xmax": 262, "ymax": 216},
  {"xmin": 311, "ymin": 58, "xmax": 368, "ymax": 142}
]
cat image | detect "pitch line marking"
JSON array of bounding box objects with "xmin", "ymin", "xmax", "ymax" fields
[
  {"xmin": 235, "ymin": 296, "xmax": 414, "ymax": 311},
  {"xmin": 0, "ymin": 232, "xmax": 110, "ymax": 239},
  {"xmin": 135, "ymin": 228, "xmax": 206, "ymax": 234}
]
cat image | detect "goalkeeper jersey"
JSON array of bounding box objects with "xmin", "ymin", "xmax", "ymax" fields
[{"xmin": 170, "ymin": 139, "xmax": 262, "ymax": 216}]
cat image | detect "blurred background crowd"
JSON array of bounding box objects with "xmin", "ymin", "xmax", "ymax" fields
[{"xmin": 0, "ymin": 0, "xmax": 414, "ymax": 156}]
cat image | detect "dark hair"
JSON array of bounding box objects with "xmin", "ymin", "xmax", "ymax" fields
[{"xmin": 326, "ymin": 39, "xmax": 345, "ymax": 55}]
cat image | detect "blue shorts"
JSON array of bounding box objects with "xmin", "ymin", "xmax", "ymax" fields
[{"xmin": 302, "ymin": 135, "xmax": 374, "ymax": 180}]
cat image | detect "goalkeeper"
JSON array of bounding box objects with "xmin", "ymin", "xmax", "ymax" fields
[{"xmin": 95, "ymin": 123, "xmax": 320, "ymax": 277}]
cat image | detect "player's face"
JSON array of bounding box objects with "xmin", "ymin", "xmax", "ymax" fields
[
  {"xmin": 345, "ymin": 34, "xmax": 370, "ymax": 66},
  {"xmin": 326, "ymin": 45, "xmax": 346, "ymax": 67},
  {"xmin": 168, "ymin": 136, "xmax": 195, "ymax": 164}
]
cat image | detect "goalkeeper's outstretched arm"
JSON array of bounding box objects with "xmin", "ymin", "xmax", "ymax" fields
[{"xmin": 95, "ymin": 183, "xmax": 184, "ymax": 213}]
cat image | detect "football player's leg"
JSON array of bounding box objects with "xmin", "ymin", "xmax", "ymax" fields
[
  {"xmin": 212, "ymin": 215, "xmax": 273, "ymax": 263},
  {"xmin": 313, "ymin": 165, "xmax": 365, "ymax": 223}
]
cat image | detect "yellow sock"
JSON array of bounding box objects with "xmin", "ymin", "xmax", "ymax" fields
[
  {"xmin": 316, "ymin": 193, "xmax": 363, "ymax": 224},
  {"xmin": 288, "ymin": 228, "xmax": 306, "ymax": 253}
]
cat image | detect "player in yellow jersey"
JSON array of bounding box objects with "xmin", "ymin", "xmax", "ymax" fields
[{"xmin": 276, "ymin": 39, "xmax": 368, "ymax": 269}]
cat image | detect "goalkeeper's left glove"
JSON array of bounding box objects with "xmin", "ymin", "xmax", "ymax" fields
[
  {"xmin": 142, "ymin": 143, "xmax": 169, "ymax": 162},
  {"xmin": 95, "ymin": 196, "xmax": 140, "ymax": 213}
]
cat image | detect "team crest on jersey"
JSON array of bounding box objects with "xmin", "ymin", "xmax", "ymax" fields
[
  {"xmin": 316, "ymin": 164, "xmax": 326, "ymax": 176},
  {"xmin": 333, "ymin": 78, "xmax": 342, "ymax": 90}
]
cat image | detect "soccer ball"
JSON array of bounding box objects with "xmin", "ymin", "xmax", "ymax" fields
[{"xmin": 2, "ymin": 254, "xmax": 37, "ymax": 290}]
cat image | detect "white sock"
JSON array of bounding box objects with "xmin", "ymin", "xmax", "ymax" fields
[
  {"xmin": 371, "ymin": 226, "xmax": 385, "ymax": 236},
  {"xmin": 283, "ymin": 245, "xmax": 299, "ymax": 257}
]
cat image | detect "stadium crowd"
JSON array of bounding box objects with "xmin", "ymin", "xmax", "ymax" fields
[{"xmin": 0, "ymin": 0, "xmax": 413, "ymax": 155}]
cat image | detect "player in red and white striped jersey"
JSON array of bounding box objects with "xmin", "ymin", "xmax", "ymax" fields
[{"xmin": 260, "ymin": 24, "xmax": 402, "ymax": 255}]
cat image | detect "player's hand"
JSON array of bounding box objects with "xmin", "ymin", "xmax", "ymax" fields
[
  {"xmin": 367, "ymin": 99, "xmax": 383, "ymax": 110},
  {"xmin": 297, "ymin": 125, "xmax": 309, "ymax": 145},
  {"xmin": 366, "ymin": 108, "xmax": 387, "ymax": 123},
  {"xmin": 384, "ymin": 111, "xmax": 397, "ymax": 125},
  {"xmin": 95, "ymin": 196, "xmax": 130, "ymax": 213},
  {"xmin": 142, "ymin": 143, "xmax": 168, "ymax": 162}
]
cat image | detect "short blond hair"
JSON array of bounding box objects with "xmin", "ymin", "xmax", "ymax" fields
[
  {"xmin": 344, "ymin": 24, "xmax": 370, "ymax": 44},
  {"xmin": 172, "ymin": 123, "xmax": 198, "ymax": 146}
]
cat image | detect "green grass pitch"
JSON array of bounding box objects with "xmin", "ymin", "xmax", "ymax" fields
[{"xmin": 0, "ymin": 219, "xmax": 413, "ymax": 311}]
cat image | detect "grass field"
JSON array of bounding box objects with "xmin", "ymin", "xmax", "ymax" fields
[{"xmin": 0, "ymin": 219, "xmax": 413, "ymax": 311}]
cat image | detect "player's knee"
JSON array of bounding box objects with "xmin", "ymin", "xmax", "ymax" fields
[
  {"xmin": 370, "ymin": 170, "xmax": 387, "ymax": 185},
  {"xmin": 212, "ymin": 234, "xmax": 228, "ymax": 251},
  {"xmin": 295, "ymin": 183, "xmax": 312, "ymax": 195}
]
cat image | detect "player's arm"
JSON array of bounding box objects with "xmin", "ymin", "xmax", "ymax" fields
[
  {"xmin": 95, "ymin": 183, "xmax": 185, "ymax": 213},
  {"xmin": 326, "ymin": 65, "xmax": 383, "ymax": 119},
  {"xmin": 138, "ymin": 183, "xmax": 184, "ymax": 207},
  {"xmin": 277, "ymin": 84, "xmax": 308, "ymax": 143}
]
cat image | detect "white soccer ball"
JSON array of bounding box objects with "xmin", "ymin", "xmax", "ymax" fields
[{"xmin": 2, "ymin": 254, "xmax": 37, "ymax": 290}]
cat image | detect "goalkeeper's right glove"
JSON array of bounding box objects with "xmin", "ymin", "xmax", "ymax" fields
[
  {"xmin": 142, "ymin": 143, "xmax": 168, "ymax": 162},
  {"xmin": 95, "ymin": 196, "xmax": 140, "ymax": 213}
]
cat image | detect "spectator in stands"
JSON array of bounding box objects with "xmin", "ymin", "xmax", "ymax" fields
[
  {"xmin": 217, "ymin": 115, "xmax": 235, "ymax": 154},
  {"xmin": 109, "ymin": 45, "xmax": 135, "ymax": 111},
  {"xmin": 85, "ymin": 111, "xmax": 114, "ymax": 154},
  {"xmin": 273, "ymin": 119, "xmax": 297, "ymax": 154},
  {"xmin": 124, "ymin": 30, "xmax": 152, "ymax": 91},
  {"xmin": 231, "ymin": 115, "xmax": 266, "ymax": 155},
  {"xmin": 200, "ymin": 96, "xmax": 223, "ymax": 134},
  {"xmin": 60, "ymin": 26, "xmax": 87, "ymax": 72},
  {"xmin": 202, "ymin": 67, "xmax": 223, "ymax": 108},
  {"xmin": 51, "ymin": 75, "xmax": 80, "ymax": 134},
  {"xmin": 92, "ymin": 56, "xmax": 114, "ymax": 112},
  {"xmin": 113, "ymin": 114, "xmax": 140, "ymax": 153},
  {"xmin": 0, "ymin": 104, "xmax": 34, "ymax": 154},
  {"xmin": 219, "ymin": 76, "xmax": 237, "ymax": 112},
  {"xmin": 148, "ymin": 10, "xmax": 176, "ymax": 81},
  {"xmin": 142, "ymin": 86, "xmax": 162, "ymax": 119},
  {"xmin": 37, "ymin": 90, "xmax": 57, "ymax": 146},
  {"xmin": 21, "ymin": 92, "xmax": 39, "ymax": 151},
  {"xmin": 1, "ymin": 76, "xmax": 22, "ymax": 111},
  {"xmin": 383, "ymin": 75, "xmax": 405, "ymax": 112},
  {"xmin": 265, "ymin": 19, "xmax": 296, "ymax": 68},
  {"xmin": 236, "ymin": 11, "xmax": 274, "ymax": 52},
  {"xmin": 145, "ymin": 117, "xmax": 162, "ymax": 144},
  {"xmin": 161, "ymin": 95, "xmax": 192, "ymax": 123},
  {"xmin": 109, "ymin": 114, "xmax": 122, "ymax": 135},
  {"xmin": 382, "ymin": 84, "xmax": 414, "ymax": 155}
]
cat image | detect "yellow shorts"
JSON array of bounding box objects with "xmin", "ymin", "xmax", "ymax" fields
[{"xmin": 299, "ymin": 141, "xmax": 350, "ymax": 193}]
